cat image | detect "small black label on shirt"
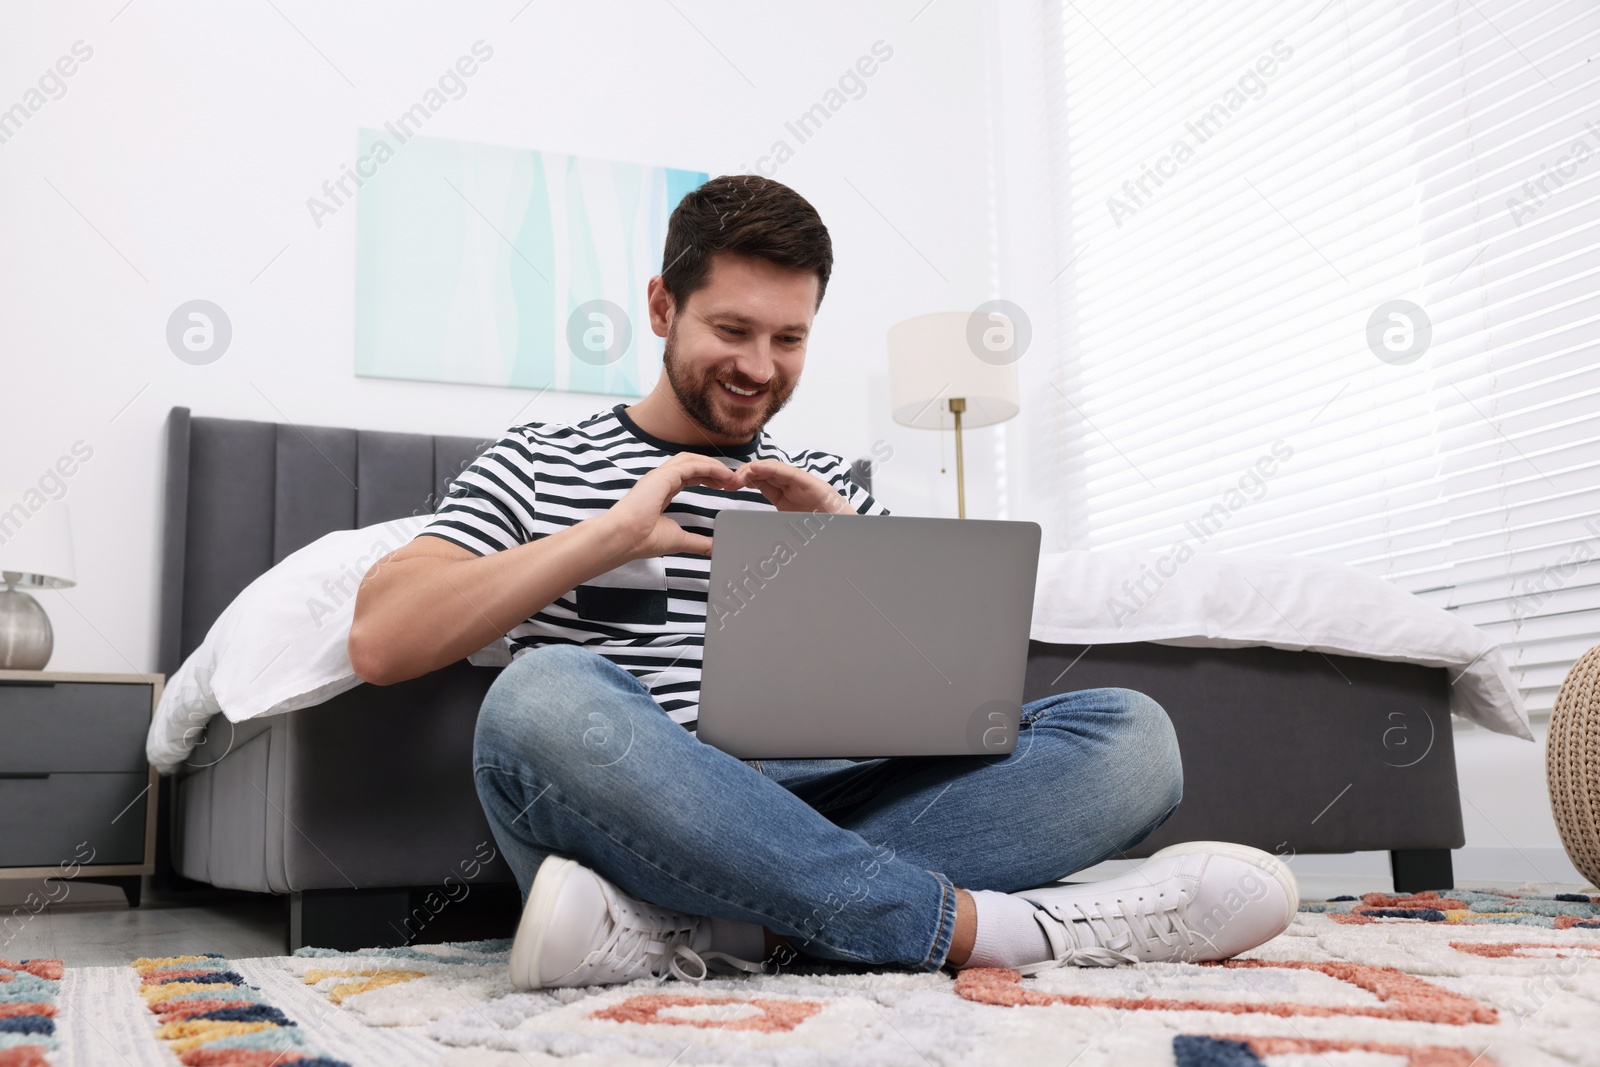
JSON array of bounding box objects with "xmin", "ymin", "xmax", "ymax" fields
[{"xmin": 576, "ymin": 585, "xmax": 669, "ymax": 625}]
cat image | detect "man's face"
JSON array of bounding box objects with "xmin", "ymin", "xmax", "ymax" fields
[{"xmin": 659, "ymin": 253, "xmax": 817, "ymax": 441}]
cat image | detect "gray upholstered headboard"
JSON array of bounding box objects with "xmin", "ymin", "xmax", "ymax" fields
[
  {"xmin": 156, "ymin": 405, "xmax": 877, "ymax": 678},
  {"xmin": 157, "ymin": 407, "xmax": 499, "ymax": 678}
]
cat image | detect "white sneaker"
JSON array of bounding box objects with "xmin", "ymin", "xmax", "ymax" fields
[
  {"xmin": 509, "ymin": 855, "xmax": 764, "ymax": 990},
  {"xmin": 1013, "ymin": 841, "xmax": 1298, "ymax": 972}
]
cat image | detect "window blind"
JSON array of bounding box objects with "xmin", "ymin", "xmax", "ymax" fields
[{"xmin": 1041, "ymin": 0, "xmax": 1600, "ymax": 718}]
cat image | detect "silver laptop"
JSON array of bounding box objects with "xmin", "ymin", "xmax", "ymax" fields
[{"xmin": 697, "ymin": 511, "xmax": 1041, "ymax": 759}]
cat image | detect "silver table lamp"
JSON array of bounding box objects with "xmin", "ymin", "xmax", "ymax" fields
[
  {"xmin": 0, "ymin": 496, "xmax": 77, "ymax": 670},
  {"xmin": 887, "ymin": 312, "xmax": 1020, "ymax": 518}
]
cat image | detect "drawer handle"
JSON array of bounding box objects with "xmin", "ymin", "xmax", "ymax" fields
[{"xmin": 0, "ymin": 773, "xmax": 50, "ymax": 779}]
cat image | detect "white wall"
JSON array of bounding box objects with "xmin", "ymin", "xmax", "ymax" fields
[
  {"xmin": 1452, "ymin": 722, "xmax": 1586, "ymax": 887},
  {"xmin": 0, "ymin": 0, "xmax": 995, "ymax": 677}
]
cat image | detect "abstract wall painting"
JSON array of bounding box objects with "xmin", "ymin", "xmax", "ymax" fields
[{"xmin": 354, "ymin": 129, "xmax": 706, "ymax": 397}]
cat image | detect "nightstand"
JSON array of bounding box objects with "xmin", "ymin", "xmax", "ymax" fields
[{"xmin": 0, "ymin": 670, "xmax": 162, "ymax": 907}]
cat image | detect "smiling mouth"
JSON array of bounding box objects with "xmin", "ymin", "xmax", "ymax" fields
[{"xmin": 719, "ymin": 379, "xmax": 765, "ymax": 399}]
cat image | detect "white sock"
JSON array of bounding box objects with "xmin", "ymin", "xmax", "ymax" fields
[
  {"xmin": 707, "ymin": 916, "xmax": 766, "ymax": 961},
  {"xmin": 963, "ymin": 890, "xmax": 1053, "ymax": 969}
]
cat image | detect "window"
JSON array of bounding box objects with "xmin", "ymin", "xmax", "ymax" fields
[{"xmin": 1040, "ymin": 0, "xmax": 1600, "ymax": 718}]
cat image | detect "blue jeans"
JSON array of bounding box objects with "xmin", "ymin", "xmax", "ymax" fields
[{"xmin": 472, "ymin": 644, "xmax": 1183, "ymax": 972}]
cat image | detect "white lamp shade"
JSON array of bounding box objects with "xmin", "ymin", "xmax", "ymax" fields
[
  {"xmin": 0, "ymin": 494, "xmax": 76, "ymax": 589},
  {"xmin": 887, "ymin": 312, "xmax": 1021, "ymax": 430}
]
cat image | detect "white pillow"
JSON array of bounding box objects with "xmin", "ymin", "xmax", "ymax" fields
[{"xmin": 147, "ymin": 517, "xmax": 508, "ymax": 772}]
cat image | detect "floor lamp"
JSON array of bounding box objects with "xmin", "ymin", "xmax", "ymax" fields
[{"xmin": 887, "ymin": 312, "xmax": 1020, "ymax": 519}]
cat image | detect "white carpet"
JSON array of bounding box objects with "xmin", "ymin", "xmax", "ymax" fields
[{"xmin": 21, "ymin": 888, "xmax": 1600, "ymax": 1067}]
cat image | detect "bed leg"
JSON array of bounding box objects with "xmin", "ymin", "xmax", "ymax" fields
[
  {"xmin": 79, "ymin": 875, "xmax": 141, "ymax": 907},
  {"xmin": 1390, "ymin": 849, "xmax": 1454, "ymax": 893},
  {"xmin": 289, "ymin": 884, "xmax": 522, "ymax": 952}
]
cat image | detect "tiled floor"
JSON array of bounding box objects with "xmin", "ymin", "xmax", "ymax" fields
[{"xmin": 2, "ymin": 888, "xmax": 286, "ymax": 967}]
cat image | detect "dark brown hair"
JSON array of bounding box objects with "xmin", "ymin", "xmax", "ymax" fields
[{"xmin": 660, "ymin": 175, "xmax": 833, "ymax": 309}]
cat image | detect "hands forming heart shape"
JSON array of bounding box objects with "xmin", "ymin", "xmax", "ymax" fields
[{"xmin": 601, "ymin": 453, "xmax": 855, "ymax": 561}]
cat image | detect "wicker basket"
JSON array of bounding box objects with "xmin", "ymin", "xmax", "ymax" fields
[{"xmin": 1549, "ymin": 644, "xmax": 1600, "ymax": 888}]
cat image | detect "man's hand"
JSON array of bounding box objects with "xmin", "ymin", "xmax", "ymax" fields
[
  {"xmin": 738, "ymin": 459, "xmax": 855, "ymax": 515},
  {"xmin": 597, "ymin": 453, "xmax": 744, "ymax": 561}
]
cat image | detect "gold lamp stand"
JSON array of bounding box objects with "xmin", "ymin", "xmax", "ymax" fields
[{"xmin": 948, "ymin": 397, "xmax": 967, "ymax": 519}]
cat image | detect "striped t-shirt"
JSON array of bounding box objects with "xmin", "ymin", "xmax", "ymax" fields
[{"xmin": 417, "ymin": 404, "xmax": 887, "ymax": 729}]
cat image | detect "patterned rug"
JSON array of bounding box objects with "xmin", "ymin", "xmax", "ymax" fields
[
  {"xmin": 0, "ymin": 958, "xmax": 61, "ymax": 1067},
  {"xmin": 20, "ymin": 889, "xmax": 1600, "ymax": 1066}
]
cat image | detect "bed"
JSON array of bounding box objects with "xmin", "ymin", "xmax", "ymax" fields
[{"xmin": 156, "ymin": 406, "xmax": 1477, "ymax": 950}]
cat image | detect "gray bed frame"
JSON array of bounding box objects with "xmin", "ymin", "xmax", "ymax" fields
[{"xmin": 157, "ymin": 406, "xmax": 1464, "ymax": 950}]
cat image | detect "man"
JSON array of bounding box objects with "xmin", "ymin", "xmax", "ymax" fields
[{"xmin": 349, "ymin": 175, "xmax": 1297, "ymax": 989}]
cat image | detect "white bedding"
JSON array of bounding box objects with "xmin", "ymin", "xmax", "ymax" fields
[
  {"xmin": 1030, "ymin": 549, "xmax": 1531, "ymax": 739},
  {"xmin": 149, "ymin": 535, "xmax": 1532, "ymax": 772}
]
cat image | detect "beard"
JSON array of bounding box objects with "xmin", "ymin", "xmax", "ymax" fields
[{"xmin": 661, "ymin": 319, "xmax": 796, "ymax": 440}]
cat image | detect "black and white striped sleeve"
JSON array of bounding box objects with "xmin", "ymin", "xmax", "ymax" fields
[
  {"xmin": 806, "ymin": 451, "xmax": 889, "ymax": 517},
  {"xmin": 417, "ymin": 431, "xmax": 539, "ymax": 556},
  {"xmin": 841, "ymin": 474, "xmax": 888, "ymax": 517}
]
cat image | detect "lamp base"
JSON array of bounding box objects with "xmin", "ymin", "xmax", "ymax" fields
[{"xmin": 0, "ymin": 583, "xmax": 54, "ymax": 670}]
